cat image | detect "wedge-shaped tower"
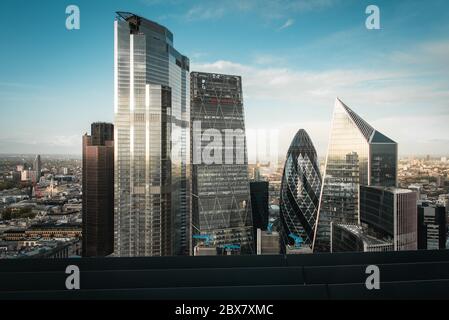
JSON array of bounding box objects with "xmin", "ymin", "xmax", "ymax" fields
[
  {"xmin": 280, "ymin": 129, "xmax": 322, "ymax": 251},
  {"xmin": 313, "ymin": 98, "xmax": 397, "ymax": 252}
]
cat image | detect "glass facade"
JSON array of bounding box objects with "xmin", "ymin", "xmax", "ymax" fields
[
  {"xmin": 279, "ymin": 129, "xmax": 321, "ymax": 250},
  {"xmin": 331, "ymin": 223, "xmax": 394, "ymax": 253},
  {"xmin": 418, "ymin": 204, "xmax": 447, "ymax": 250},
  {"xmin": 114, "ymin": 13, "xmax": 190, "ymax": 257},
  {"xmin": 360, "ymin": 186, "xmax": 417, "ymax": 251},
  {"xmin": 313, "ymin": 98, "xmax": 397, "ymax": 252},
  {"xmin": 360, "ymin": 185, "xmax": 395, "ymax": 237},
  {"xmin": 190, "ymin": 72, "xmax": 254, "ymax": 254}
]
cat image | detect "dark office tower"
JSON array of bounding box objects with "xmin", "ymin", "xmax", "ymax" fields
[
  {"xmin": 279, "ymin": 129, "xmax": 322, "ymax": 251},
  {"xmin": 250, "ymin": 181, "xmax": 269, "ymax": 250},
  {"xmin": 250, "ymin": 181, "xmax": 269, "ymax": 230},
  {"xmin": 82, "ymin": 122, "xmax": 114, "ymax": 257},
  {"xmin": 114, "ymin": 13, "xmax": 191, "ymax": 256},
  {"xmin": 191, "ymin": 72, "xmax": 254, "ymax": 254},
  {"xmin": 360, "ymin": 186, "xmax": 417, "ymax": 251},
  {"xmin": 418, "ymin": 204, "xmax": 447, "ymax": 250},
  {"xmin": 313, "ymin": 98, "xmax": 397, "ymax": 252}
]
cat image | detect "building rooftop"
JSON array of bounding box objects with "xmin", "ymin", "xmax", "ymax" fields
[
  {"xmin": 335, "ymin": 224, "xmax": 393, "ymax": 246},
  {"xmin": 362, "ymin": 185, "xmax": 416, "ymax": 194}
]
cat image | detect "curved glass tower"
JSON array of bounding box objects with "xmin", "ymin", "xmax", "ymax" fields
[
  {"xmin": 313, "ymin": 98, "xmax": 397, "ymax": 252},
  {"xmin": 280, "ymin": 129, "xmax": 322, "ymax": 251}
]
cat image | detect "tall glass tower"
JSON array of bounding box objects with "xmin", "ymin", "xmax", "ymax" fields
[
  {"xmin": 190, "ymin": 72, "xmax": 254, "ymax": 254},
  {"xmin": 313, "ymin": 98, "xmax": 397, "ymax": 252},
  {"xmin": 279, "ymin": 129, "xmax": 322, "ymax": 251},
  {"xmin": 114, "ymin": 12, "xmax": 191, "ymax": 257}
]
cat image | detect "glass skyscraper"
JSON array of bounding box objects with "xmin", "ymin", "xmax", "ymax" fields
[
  {"xmin": 313, "ymin": 98, "xmax": 397, "ymax": 252},
  {"xmin": 360, "ymin": 186, "xmax": 418, "ymax": 251},
  {"xmin": 279, "ymin": 129, "xmax": 322, "ymax": 251},
  {"xmin": 190, "ymin": 72, "xmax": 254, "ymax": 254},
  {"xmin": 114, "ymin": 12, "xmax": 190, "ymax": 256}
]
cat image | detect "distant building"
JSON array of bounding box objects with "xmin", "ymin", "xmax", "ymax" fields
[
  {"xmin": 10, "ymin": 171, "xmax": 21, "ymax": 182},
  {"xmin": 331, "ymin": 223, "xmax": 394, "ymax": 252},
  {"xmin": 360, "ymin": 186, "xmax": 418, "ymax": 251},
  {"xmin": 314, "ymin": 98, "xmax": 397, "ymax": 252},
  {"xmin": 193, "ymin": 246, "xmax": 217, "ymax": 256},
  {"xmin": 418, "ymin": 204, "xmax": 446, "ymax": 250},
  {"xmin": 33, "ymin": 155, "xmax": 41, "ymax": 181},
  {"xmin": 25, "ymin": 223, "xmax": 82, "ymax": 239},
  {"xmin": 82, "ymin": 122, "xmax": 114, "ymax": 257},
  {"xmin": 436, "ymin": 176, "xmax": 446, "ymax": 188},
  {"xmin": 256, "ymin": 228, "xmax": 280, "ymax": 255},
  {"xmin": 21, "ymin": 170, "xmax": 32, "ymax": 182},
  {"xmin": 408, "ymin": 184, "xmax": 423, "ymax": 200},
  {"xmin": 268, "ymin": 180, "xmax": 281, "ymax": 205}
]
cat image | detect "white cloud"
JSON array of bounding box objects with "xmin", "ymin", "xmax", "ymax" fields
[
  {"xmin": 185, "ymin": 5, "xmax": 226, "ymax": 21},
  {"xmin": 279, "ymin": 18, "xmax": 294, "ymax": 30},
  {"xmin": 181, "ymin": 0, "xmax": 340, "ymax": 22},
  {"xmin": 192, "ymin": 59, "xmax": 449, "ymax": 109},
  {"xmin": 191, "ymin": 38, "xmax": 449, "ymax": 156}
]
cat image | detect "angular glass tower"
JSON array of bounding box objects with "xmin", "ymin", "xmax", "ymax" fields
[
  {"xmin": 114, "ymin": 12, "xmax": 191, "ymax": 256},
  {"xmin": 313, "ymin": 98, "xmax": 397, "ymax": 252},
  {"xmin": 190, "ymin": 72, "xmax": 254, "ymax": 254},
  {"xmin": 279, "ymin": 129, "xmax": 322, "ymax": 251}
]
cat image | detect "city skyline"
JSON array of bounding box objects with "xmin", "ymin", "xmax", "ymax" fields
[{"xmin": 0, "ymin": 0, "xmax": 448, "ymax": 157}]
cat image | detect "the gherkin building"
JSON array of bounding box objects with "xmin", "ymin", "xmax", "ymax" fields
[{"xmin": 280, "ymin": 129, "xmax": 322, "ymax": 252}]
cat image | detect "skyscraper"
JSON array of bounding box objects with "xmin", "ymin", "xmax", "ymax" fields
[
  {"xmin": 82, "ymin": 122, "xmax": 114, "ymax": 257},
  {"xmin": 114, "ymin": 12, "xmax": 191, "ymax": 256},
  {"xmin": 331, "ymin": 223, "xmax": 394, "ymax": 253},
  {"xmin": 313, "ymin": 98, "xmax": 397, "ymax": 252},
  {"xmin": 279, "ymin": 129, "xmax": 322, "ymax": 251},
  {"xmin": 250, "ymin": 181, "xmax": 269, "ymax": 251},
  {"xmin": 190, "ymin": 72, "xmax": 254, "ymax": 254},
  {"xmin": 250, "ymin": 181, "xmax": 269, "ymax": 231},
  {"xmin": 418, "ymin": 203, "xmax": 447, "ymax": 250},
  {"xmin": 33, "ymin": 155, "xmax": 41, "ymax": 182},
  {"xmin": 360, "ymin": 186, "xmax": 418, "ymax": 251}
]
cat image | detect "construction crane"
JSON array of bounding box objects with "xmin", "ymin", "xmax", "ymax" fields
[
  {"xmin": 192, "ymin": 234, "xmax": 214, "ymax": 246},
  {"xmin": 288, "ymin": 233, "xmax": 304, "ymax": 249}
]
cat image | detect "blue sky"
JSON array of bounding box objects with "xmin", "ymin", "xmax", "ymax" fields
[{"xmin": 0, "ymin": 0, "xmax": 448, "ymax": 157}]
